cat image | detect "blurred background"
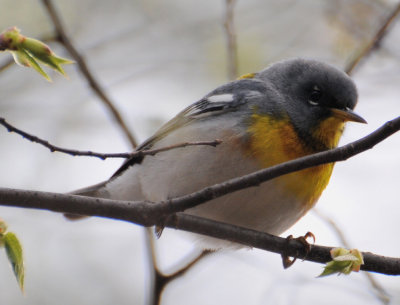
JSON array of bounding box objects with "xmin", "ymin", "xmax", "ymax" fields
[{"xmin": 0, "ymin": 0, "xmax": 399, "ymax": 304}]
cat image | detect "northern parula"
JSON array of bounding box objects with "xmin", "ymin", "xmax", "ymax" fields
[{"xmin": 70, "ymin": 58, "xmax": 366, "ymax": 247}]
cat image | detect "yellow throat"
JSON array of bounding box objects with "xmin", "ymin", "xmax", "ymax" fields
[{"xmin": 246, "ymin": 113, "xmax": 345, "ymax": 210}]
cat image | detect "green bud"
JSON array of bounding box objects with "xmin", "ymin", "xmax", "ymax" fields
[
  {"xmin": 20, "ymin": 37, "xmax": 74, "ymax": 76},
  {"xmin": 319, "ymin": 247, "xmax": 364, "ymax": 277},
  {"xmin": 4, "ymin": 232, "xmax": 25, "ymax": 293},
  {"xmin": 0, "ymin": 26, "xmax": 74, "ymax": 81},
  {"xmin": 20, "ymin": 37, "xmax": 52, "ymax": 58}
]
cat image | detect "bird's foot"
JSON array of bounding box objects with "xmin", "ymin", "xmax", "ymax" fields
[{"xmin": 281, "ymin": 231, "xmax": 315, "ymax": 269}]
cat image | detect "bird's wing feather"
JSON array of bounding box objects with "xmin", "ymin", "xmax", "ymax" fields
[{"xmin": 111, "ymin": 78, "xmax": 268, "ymax": 178}]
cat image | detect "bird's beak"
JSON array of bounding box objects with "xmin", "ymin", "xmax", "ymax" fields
[{"xmin": 330, "ymin": 107, "xmax": 367, "ymax": 124}]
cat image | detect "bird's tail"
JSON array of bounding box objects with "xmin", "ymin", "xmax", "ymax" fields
[{"xmin": 64, "ymin": 181, "xmax": 109, "ymax": 220}]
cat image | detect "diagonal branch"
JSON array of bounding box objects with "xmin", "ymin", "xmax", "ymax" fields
[
  {"xmin": 345, "ymin": 2, "xmax": 400, "ymax": 75},
  {"xmin": 0, "ymin": 117, "xmax": 398, "ymax": 224},
  {"xmin": 144, "ymin": 227, "xmax": 212, "ymax": 305},
  {"xmin": 154, "ymin": 116, "xmax": 400, "ymax": 215},
  {"xmin": 152, "ymin": 249, "xmax": 212, "ymax": 305},
  {"xmin": 41, "ymin": 0, "xmax": 137, "ymax": 147}
]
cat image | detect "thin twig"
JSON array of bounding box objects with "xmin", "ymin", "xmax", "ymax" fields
[
  {"xmin": 312, "ymin": 209, "xmax": 350, "ymax": 248},
  {"xmin": 0, "ymin": 116, "xmax": 220, "ymax": 159},
  {"xmin": 224, "ymin": 0, "xmax": 238, "ymax": 80},
  {"xmin": 345, "ymin": 2, "xmax": 400, "ymax": 75},
  {"xmin": 163, "ymin": 250, "xmax": 212, "ymax": 283},
  {"xmin": 144, "ymin": 226, "xmax": 212, "ymax": 305},
  {"xmin": 41, "ymin": 0, "xmax": 137, "ymax": 147},
  {"xmin": 143, "ymin": 228, "xmax": 159, "ymax": 305},
  {"xmin": 313, "ymin": 209, "xmax": 391, "ymax": 305},
  {"xmin": 153, "ymin": 250, "xmax": 212, "ymax": 305}
]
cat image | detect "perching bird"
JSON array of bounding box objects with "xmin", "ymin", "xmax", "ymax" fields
[{"xmin": 68, "ymin": 58, "xmax": 366, "ymax": 248}]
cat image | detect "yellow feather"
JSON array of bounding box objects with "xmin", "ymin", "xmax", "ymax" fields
[
  {"xmin": 245, "ymin": 113, "xmax": 344, "ymax": 210},
  {"xmin": 238, "ymin": 72, "xmax": 256, "ymax": 79}
]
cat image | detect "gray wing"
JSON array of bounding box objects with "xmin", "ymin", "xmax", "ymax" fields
[{"xmin": 111, "ymin": 77, "xmax": 269, "ymax": 178}]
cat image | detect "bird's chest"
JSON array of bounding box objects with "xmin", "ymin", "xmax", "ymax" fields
[{"xmin": 245, "ymin": 114, "xmax": 335, "ymax": 210}]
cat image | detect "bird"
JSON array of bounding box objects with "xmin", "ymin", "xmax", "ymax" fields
[{"xmin": 68, "ymin": 58, "xmax": 366, "ymax": 249}]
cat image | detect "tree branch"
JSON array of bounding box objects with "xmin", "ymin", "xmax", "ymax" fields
[
  {"xmin": 0, "ymin": 117, "xmax": 399, "ymax": 222},
  {"xmin": 164, "ymin": 213, "xmax": 400, "ymax": 275},
  {"xmin": 0, "ymin": 117, "xmax": 399, "ymax": 275},
  {"xmin": 0, "ymin": 186, "xmax": 399, "ymax": 275},
  {"xmin": 41, "ymin": 0, "xmax": 138, "ymax": 148},
  {"xmin": 155, "ymin": 116, "xmax": 400, "ymax": 215},
  {"xmin": 345, "ymin": 2, "xmax": 400, "ymax": 75},
  {"xmin": 152, "ymin": 249, "xmax": 212, "ymax": 305},
  {"xmin": 0, "ymin": 116, "xmax": 221, "ymax": 159}
]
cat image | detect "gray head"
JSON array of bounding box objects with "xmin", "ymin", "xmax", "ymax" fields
[{"xmin": 256, "ymin": 58, "xmax": 365, "ymax": 149}]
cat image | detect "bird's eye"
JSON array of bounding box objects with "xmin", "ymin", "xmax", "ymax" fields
[{"xmin": 308, "ymin": 86, "xmax": 322, "ymax": 106}]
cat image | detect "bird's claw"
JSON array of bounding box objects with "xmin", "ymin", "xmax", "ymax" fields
[{"xmin": 281, "ymin": 231, "xmax": 315, "ymax": 269}]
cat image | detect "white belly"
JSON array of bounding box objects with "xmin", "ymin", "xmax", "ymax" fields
[{"xmin": 105, "ymin": 117, "xmax": 310, "ymax": 248}]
